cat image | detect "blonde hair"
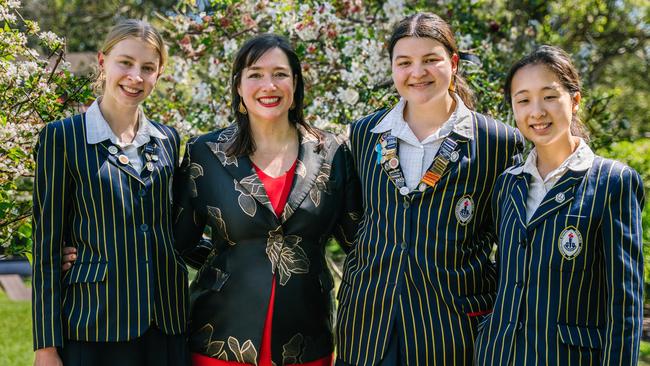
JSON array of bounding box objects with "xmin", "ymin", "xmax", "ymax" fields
[{"xmin": 94, "ymin": 19, "xmax": 167, "ymax": 94}]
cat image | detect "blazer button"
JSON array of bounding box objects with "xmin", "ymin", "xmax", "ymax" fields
[
  {"xmin": 400, "ymin": 242, "xmax": 407, "ymax": 250},
  {"xmin": 140, "ymin": 224, "xmax": 149, "ymax": 232},
  {"xmin": 138, "ymin": 189, "xmax": 147, "ymax": 197},
  {"xmin": 515, "ymin": 280, "xmax": 523, "ymax": 288},
  {"xmin": 403, "ymin": 200, "xmax": 410, "ymax": 209},
  {"xmin": 517, "ymin": 321, "xmax": 524, "ymax": 331}
]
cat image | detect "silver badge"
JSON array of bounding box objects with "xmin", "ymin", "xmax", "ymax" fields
[
  {"xmin": 450, "ymin": 151, "xmax": 459, "ymax": 162},
  {"xmin": 146, "ymin": 162, "xmax": 154, "ymax": 171},
  {"xmin": 558, "ymin": 226, "xmax": 582, "ymax": 259},
  {"xmin": 418, "ymin": 183, "xmax": 427, "ymax": 192},
  {"xmin": 108, "ymin": 146, "xmax": 118, "ymax": 155},
  {"xmin": 555, "ymin": 192, "xmax": 565, "ymax": 203},
  {"xmin": 399, "ymin": 186, "xmax": 410, "ymax": 195},
  {"xmin": 455, "ymin": 195, "xmax": 474, "ymax": 225}
]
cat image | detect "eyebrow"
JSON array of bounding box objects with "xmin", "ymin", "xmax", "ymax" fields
[
  {"xmin": 513, "ymin": 85, "xmax": 560, "ymax": 97},
  {"xmin": 115, "ymin": 55, "xmax": 158, "ymax": 65},
  {"xmin": 394, "ymin": 52, "xmax": 443, "ymax": 60},
  {"xmin": 246, "ymin": 65, "xmax": 291, "ymax": 71}
]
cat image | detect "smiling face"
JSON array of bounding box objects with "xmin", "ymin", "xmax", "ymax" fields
[
  {"xmin": 98, "ymin": 37, "xmax": 161, "ymax": 109},
  {"xmin": 391, "ymin": 36, "xmax": 457, "ymax": 106},
  {"xmin": 510, "ymin": 63, "xmax": 581, "ymax": 150},
  {"xmin": 237, "ymin": 47, "xmax": 295, "ymax": 126}
]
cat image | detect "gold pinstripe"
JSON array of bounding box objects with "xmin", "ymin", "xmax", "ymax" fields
[
  {"xmin": 338, "ymin": 109, "xmax": 522, "ymax": 365},
  {"xmin": 475, "ymin": 158, "xmax": 643, "ymax": 365},
  {"xmin": 32, "ymin": 114, "xmax": 187, "ymax": 350}
]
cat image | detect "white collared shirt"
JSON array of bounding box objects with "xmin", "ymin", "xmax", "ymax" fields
[
  {"xmin": 85, "ymin": 99, "xmax": 167, "ymax": 173},
  {"xmin": 514, "ymin": 138, "xmax": 594, "ymax": 223},
  {"xmin": 370, "ymin": 94, "xmax": 474, "ymax": 192}
]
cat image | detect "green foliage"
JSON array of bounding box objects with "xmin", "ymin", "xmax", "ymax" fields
[
  {"xmin": 0, "ymin": 0, "xmax": 93, "ymax": 254},
  {"xmin": 20, "ymin": 0, "xmax": 177, "ymax": 52},
  {"xmin": 598, "ymin": 139, "xmax": 650, "ymax": 282}
]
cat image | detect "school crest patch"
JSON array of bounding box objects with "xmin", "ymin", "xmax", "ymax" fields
[
  {"xmin": 455, "ymin": 195, "xmax": 474, "ymax": 225},
  {"xmin": 558, "ymin": 226, "xmax": 582, "ymax": 259}
]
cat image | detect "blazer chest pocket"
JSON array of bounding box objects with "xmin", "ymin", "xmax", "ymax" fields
[
  {"xmin": 557, "ymin": 323, "xmax": 602, "ymax": 349},
  {"xmin": 65, "ymin": 261, "xmax": 108, "ymax": 285}
]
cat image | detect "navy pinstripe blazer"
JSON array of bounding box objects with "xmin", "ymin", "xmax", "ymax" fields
[
  {"xmin": 474, "ymin": 156, "xmax": 644, "ymax": 365},
  {"xmin": 32, "ymin": 113, "xmax": 188, "ymax": 350},
  {"xmin": 336, "ymin": 108, "xmax": 523, "ymax": 365}
]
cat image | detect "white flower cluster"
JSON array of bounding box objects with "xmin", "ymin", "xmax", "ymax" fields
[
  {"xmin": 38, "ymin": 31, "xmax": 63, "ymax": 50},
  {"xmin": 156, "ymin": 1, "xmax": 412, "ymax": 131},
  {"xmin": 382, "ymin": 0, "xmax": 406, "ymax": 25}
]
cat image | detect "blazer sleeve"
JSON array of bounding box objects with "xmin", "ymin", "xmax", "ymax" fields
[
  {"xmin": 31, "ymin": 122, "xmax": 70, "ymax": 350},
  {"xmin": 332, "ymin": 138, "xmax": 362, "ymax": 253},
  {"xmin": 600, "ymin": 166, "xmax": 644, "ymax": 364},
  {"xmin": 173, "ymin": 139, "xmax": 209, "ymax": 266}
]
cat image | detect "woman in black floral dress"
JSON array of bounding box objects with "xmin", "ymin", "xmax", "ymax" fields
[{"xmin": 173, "ymin": 34, "xmax": 362, "ymax": 366}]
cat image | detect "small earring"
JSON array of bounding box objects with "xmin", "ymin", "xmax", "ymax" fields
[
  {"xmin": 290, "ymin": 101, "xmax": 296, "ymax": 110},
  {"xmin": 238, "ymin": 100, "xmax": 247, "ymax": 115},
  {"xmin": 448, "ymin": 76, "xmax": 456, "ymax": 93}
]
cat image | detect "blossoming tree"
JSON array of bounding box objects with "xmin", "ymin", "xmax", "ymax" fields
[{"xmin": 0, "ymin": 0, "xmax": 92, "ymax": 256}]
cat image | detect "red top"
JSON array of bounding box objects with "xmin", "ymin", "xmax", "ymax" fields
[{"xmin": 192, "ymin": 160, "xmax": 332, "ymax": 366}]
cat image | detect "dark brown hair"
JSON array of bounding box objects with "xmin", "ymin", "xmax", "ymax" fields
[
  {"xmin": 388, "ymin": 12, "xmax": 475, "ymax": 109},
  {"xmin": 228, "ymin": 34, "xmax": 319, "ymax": 156},
  {"xmin": 504, "ymin": 45, "xmax": 589, "ymax": 138}
]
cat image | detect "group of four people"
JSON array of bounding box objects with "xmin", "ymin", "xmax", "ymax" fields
[{"xmin": 32, "ymin": 11, "xmax": 643, "ymax": 366}]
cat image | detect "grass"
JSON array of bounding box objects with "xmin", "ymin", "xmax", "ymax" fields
[
  {"xmin": 2, "ymin": 283, "xmax": 650, "ymax": 365},
  {"xmin": 0, "ymin": 288, "xmax": 33, "ymax": 366}
]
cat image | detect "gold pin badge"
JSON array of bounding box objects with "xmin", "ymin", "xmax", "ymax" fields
[
  {"xmin": 146, "ymin": 162, "xmax": 154, "ymax": 171},
  {"xmin": 118, "ymin": 154, "xmax": 130, "ymax": 165}
]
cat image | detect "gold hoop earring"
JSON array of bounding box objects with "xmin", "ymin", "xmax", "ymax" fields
[
  {"xmin": 238, "ymin": 100, "xmax": 247, "ymax": 115},
  {"xmin": 448, "ymin": 76, "xmax": 456, "ymax": 93}
]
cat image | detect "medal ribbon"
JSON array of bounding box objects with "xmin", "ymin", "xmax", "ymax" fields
[{"xmin": 420, "ymin": 137, "xmax": 457, "ymax": 188}]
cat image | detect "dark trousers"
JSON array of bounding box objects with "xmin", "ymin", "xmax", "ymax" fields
[{"xmin": 59, "ymin": 326, "xmax": 189, "ymax": 366}]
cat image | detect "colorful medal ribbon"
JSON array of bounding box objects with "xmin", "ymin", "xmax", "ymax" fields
[
  {"xmin": 377, "ymin": 132, "xmax": 406, "ymax": 189},
  {"xmin": 420, "ymin": 137, "xmax": 457, "ymax": 188}
]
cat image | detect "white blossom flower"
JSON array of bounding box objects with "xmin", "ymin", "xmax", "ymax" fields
[
  {"xmin": 223, "ymin": 39, "xmax": 238, "ymax": 57},
  {"xmin": 192, "ymin": 81, "xmax": 211, "ymax": 103},
  {"xmin": 337, "ymin": 87, "xmax": 359, "ymax": 105},
  {"xmin": 458, "ymin": 34, "xmax": 473, "ymax": 50},
  {"xmin": 382, "ymin": 0, "xmax": 406, "ymax": 24},
  {"xmin": 38, "ymin": 31, "xmax": 62, "ymax": 49}
]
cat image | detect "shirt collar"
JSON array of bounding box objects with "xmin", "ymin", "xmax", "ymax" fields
[
  {"xmin": 370, "ymin": 93, "xmax": 474, "ymax": 140},
  {"xmin": 85, "ymin": 99, "xmax": 166, "ymax": 146},
  {"xmin": 509, "ymin": 138, "xmax": 594, "ymax": 177}
]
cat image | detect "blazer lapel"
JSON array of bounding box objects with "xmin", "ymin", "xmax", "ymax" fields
[
  {"xmin": 205, "ymin": 124, "xmax": 275, "ymax": 218},
  {"xmin": 527, "ymin": 169, "xmax": 587, "ymax": 232},
  {"xmin": 508, "ymin": 173, "xmax": 531, "ymax": 234},
  {"xmin": 96, "ymin": 140, "xmax": 145, "ymax": 184},
  {"xmin": 279, "ymin": 126, "xmax": 324, "ymax": 223}
]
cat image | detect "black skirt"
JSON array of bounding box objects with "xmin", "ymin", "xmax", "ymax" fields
[{"xmin": 59, "ymin": 326, "xmax": 189, "ymax": 366}]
